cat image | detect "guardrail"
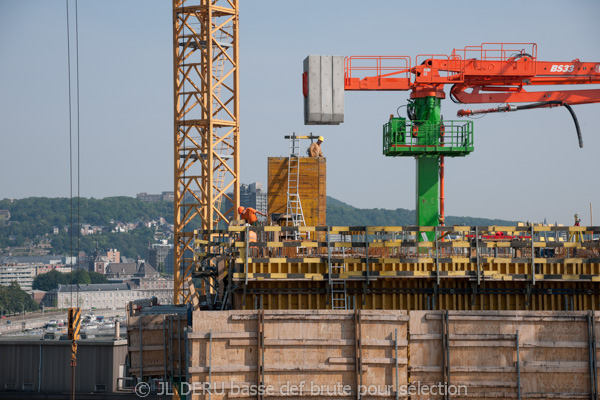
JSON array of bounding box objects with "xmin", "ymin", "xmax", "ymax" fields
[{"xmin": 195, "ymin": 225, "xmax": 600, "ymax": 269}]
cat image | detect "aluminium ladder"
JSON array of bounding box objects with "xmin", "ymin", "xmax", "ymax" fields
[
  {"xmin": 328, "ymin": 230, "xmax": 348, "ymax": 310},
  {"xmin": 286, "ymin": 134, "xmax": 307, "ymax": 238}
]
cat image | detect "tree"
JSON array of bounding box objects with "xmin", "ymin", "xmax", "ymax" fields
[
  {"xmin": 0, "ymin": 281, "xmax": 38, "ymax": 314},
  {"xmin": 32, "ymin": 270, "xmax": 65, "ymax": 291},
  {"xmin": 89, "ymin": 271, "xmax": 108, "ymax": 284}
]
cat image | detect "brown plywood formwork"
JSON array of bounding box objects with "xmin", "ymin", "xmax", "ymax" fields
[
  {"xmin": 409, "ymin": 310, "xmax": 600, "ymax": 400},
  {"xmin": 267, "ymin": 157, "xmax": 326, "ymax": 227},
  {"xmin": 128, "ymin": 313, "xmax": 187, "ymax": 380},
  {"xmin": 188, "ymin": 310, "xmax": 408, "ymax": 400},
  {"xmin": 129, "ymin": 310, "xmax": 599, "ymax": 399}
]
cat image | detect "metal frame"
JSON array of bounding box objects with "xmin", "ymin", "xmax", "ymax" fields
[{"xmin": 173, "ymin": 0, "xmax": 240, "ymax": 304}]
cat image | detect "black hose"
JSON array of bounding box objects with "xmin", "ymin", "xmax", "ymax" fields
[
  {"xmin": 516, "ymin": 101, "xmax": 583, "ymax": 148},
  {"xmin": 516, "ymin": 100, "xmax": 563, "ymax": 110},
  {"xmin": 563, "ymin": 103, "xmax": 584, "ymax": 148}
]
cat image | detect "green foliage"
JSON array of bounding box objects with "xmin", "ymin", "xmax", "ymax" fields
[
  {"xmin": 0, "ymin": 197, "xmax": 173, "ymax": 258},
  {"xmin": 0, "ymin": 197, "xmax": 173, "ymax": 228},
  {"xmin": 326, "ymin": 196, "xmax": 518, "ymax": 226},
  {"xmin": 32, "ymin": 269, "xmax": 108, "ymax": 291},
  {"xmin": 49, "ymin": 226, "xmax": 156, "ymax": 259},
  {"xmin": 0, "ymin": 282, "xmax": 38, "ymax": 314},
  {"xmin": 0, "ymin": 196, "xmax": 519, "ymax": 261},
  {"xmin": 32, "ymin": 270, "xmax": 64, "ymax": 291},
  {"xmin": 89, "ymin": 271, "xmax": 109, "ymax": 284}
]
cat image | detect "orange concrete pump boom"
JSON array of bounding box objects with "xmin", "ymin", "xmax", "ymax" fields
[
  {"xmin": 344, "ymin": 43, "xmax": 600, "ymax": 103},
  {"xmin": 344, "ymin": 43, "xmax": 600, "ymax": 148}
]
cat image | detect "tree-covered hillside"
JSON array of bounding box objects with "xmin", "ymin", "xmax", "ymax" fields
[
  {"xmin": 0, "ymin": 196, "xmax": 518, "ymax": 259},
  {"xmin": 326, "ymin": 197, "xmax": 518, "ymax": 226},
  {"xmin": 0, "ymin": 197, "xmax": 174, "ymax": 257}
]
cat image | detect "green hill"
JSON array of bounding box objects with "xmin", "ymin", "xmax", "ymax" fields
[
  {"xmin": 0, "ymin": 196, "xmax": 518, "ymax": 259},
  {"xmin": 326, "ymin": 196, "xmax": 518, "ymax": 226}
]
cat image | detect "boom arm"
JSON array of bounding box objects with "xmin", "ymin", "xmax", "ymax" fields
[{"xmin": 344, "ymin": 43, "xmax": 600, "ymax": 105}]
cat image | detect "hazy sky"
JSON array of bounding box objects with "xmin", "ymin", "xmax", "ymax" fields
[{"xmin": 1, "ymin": 0, "xmax": 599, "ymax": 225}]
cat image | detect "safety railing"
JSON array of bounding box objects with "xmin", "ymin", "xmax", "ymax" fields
[
  {"xmin": 383, "ymin": 119, "xmax": 474, "ymax": 157},
  {"xmin": 450, "ymin": 42, "xmax": 538, "ymax": 76},
  {"xmin": 344, "ymin": 56, "xmax": 411, "ymax": 90},
  {"xmin": 195, "ymin": 225, "xmax": 599, "ymax": 262},
  {"xmin": 193, "ymin": 225, "xmax": 600, "ymax": 287},
  {"xmin": 451, "ymin": 42, "xmax": 537, "ymax": 63}
]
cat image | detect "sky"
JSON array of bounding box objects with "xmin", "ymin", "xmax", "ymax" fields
[{"xmin": 0, "ymin": 0, "xmax": 599, "ymax": 225}]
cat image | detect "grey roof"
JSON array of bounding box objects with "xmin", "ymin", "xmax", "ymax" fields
[
  {"xmin": 105, "ymin": 262, "xmax": 159, "ymax": 278},
  {"xmin": 3, "ymin": 255, "xmax": 64, "ymax": 265},
  {"xmin": 1, "ymin": 256, "xmax": 18, "ymax": 265},
  {"xmin": 57, "ymin": 283, "xmax": 130, "ymax": 293},
  {"xmin": 137, "ymin": 262, "xmax": 159, "ymax": 277}
]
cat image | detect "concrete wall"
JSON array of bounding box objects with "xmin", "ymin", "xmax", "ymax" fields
[{"xmin": 0, "ymin": 339, "xmax": 127, "ymax": 393}]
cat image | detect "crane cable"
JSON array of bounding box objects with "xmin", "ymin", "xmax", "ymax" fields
[{"xmin": 65, "ymin": 1, "xmax": 81, "ymax": 399}]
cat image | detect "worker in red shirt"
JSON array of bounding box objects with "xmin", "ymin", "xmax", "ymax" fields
[{"xmin": 238, "ymin": 206, "xmax": 266, "ymax": 225}]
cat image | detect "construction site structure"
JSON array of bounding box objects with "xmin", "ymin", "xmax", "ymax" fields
[
  {"xmin": 129, "ymin": 309, "xmax": 599, "ymax": 400},
  {"xmin": 131, "ymin": 3, "xmax": 600, "ymax": 398},
  {"xmin": 198, "ymin": 223, "xmax": 600, "ymax": 311},
  {"xmin": 173, "ymin": 0, "xmax": 240, "ymax": 305},
  {"xmin": 268, "ymin": 157, "xmax": 326, "ymax": 228}
]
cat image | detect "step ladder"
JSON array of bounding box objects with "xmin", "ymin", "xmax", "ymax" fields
[
  {"xmin": 330, "ymin": 268, "xmax": 347, "ymax": 310},
  {"xmin": 286, "ymin": 134, "xmax": 306, "ymax": 239},
  {"xmin": 328, "ymin": 230, "xmax": 347, "ymax": 310}
]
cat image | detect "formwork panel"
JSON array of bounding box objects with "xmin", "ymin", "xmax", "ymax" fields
[
  {"xmin": 129, "ymin": 310, "xmax": 599, "ymax": 399},
  {"xmin": 234, "ymin": 280, "xmax": 600, "ymax": 311},
  {"xmin": 267, "ymin": 157, "xmax": 326, "ymax": 227},
  {"xmin": 188, "ymin": 310, "xmax": 408, "ymax": 399},
  {"xmin": 409, "ymin": 311, "xmax": 600, "ymax": 400}
]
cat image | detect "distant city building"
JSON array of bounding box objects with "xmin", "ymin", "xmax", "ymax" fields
[
  {"xmin": 30, "ymin": 289, "xmax": 47, "ymax": 305},
  {"xmin": 0, "ymin": 255, "xmax": 79, "ymax": 292},
  {"xmin": 107, "ymin": 249, "xmax": 120, "ymax": 263},
  {"xmin": 2, "ymin": 255, "xmax": 72, "ymax": 266},
  {"xmin": 47, "ymin": 281, "xmax": 173, "ymax": 310},
  {"xmin": 224, "ymin": 182, "xmax": 267, "ymax": 220},
  {"xmin": 148, "ymin": 242, "xmax": 174, "ymax": 274},
  {"xmin": 80, "ymin": 224, "xmax": 104, "ymax": 236},
  {"xmin": 88, "ymin": 248, "xmax": 121, "ymax": 274},
  {"xmin": 105, "ymin": 261, "xmax": 160, "ymax": 280},
  {"xmin": 136, "ymin": 191, "xmax": 174, "ymax": 202},
  {"xmin": 0, "ymin": 263, "xmax": 34, "ymax": 293},
  {"xmin": 0, "ymin": 210, "xmax": 9, "ymax": 223},
  {"xmin": 35, "ymin": 265, "xmax": 72, "ymax": 276}
]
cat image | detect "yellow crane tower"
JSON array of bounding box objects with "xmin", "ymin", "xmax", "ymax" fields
[{"xmin": 172, "ymin": 0, "xmax": 240, "ymax": 304}]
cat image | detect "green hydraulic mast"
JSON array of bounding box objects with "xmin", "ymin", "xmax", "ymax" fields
[{"xmin": 383, "ymin": 92, "xmax": 473, "ymax": 240}]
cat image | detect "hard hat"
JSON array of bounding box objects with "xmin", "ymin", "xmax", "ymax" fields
[
  {"xmin": 318, "ymin": 136, "xmax": 324, "ymax": 142},
  {"xmin": 238, "ymin": 206, "xmax": 245, "ymax": 214}
]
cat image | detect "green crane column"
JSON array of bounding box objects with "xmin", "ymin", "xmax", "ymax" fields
[{"xmin": 413, "ymin": 97, "xmax": 442, "ymax": 239}]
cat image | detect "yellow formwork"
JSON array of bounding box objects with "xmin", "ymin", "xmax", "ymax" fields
[
  {"xmin": 197, "ymin": 225, "xmax": 600, "ymax": 312},
  {"xmin": 234, "ymin": 280, "xmax": 600, "ymax": 311}
]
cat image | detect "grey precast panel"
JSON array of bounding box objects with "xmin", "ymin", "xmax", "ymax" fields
[{"xmin": 303, "ymin": 55, "xmax": 344, "ymax": 125}]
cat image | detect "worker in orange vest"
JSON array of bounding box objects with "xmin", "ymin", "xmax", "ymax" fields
[{"xmin": 238, "ymin": 206, "xmax": 266, "ymax": 226}]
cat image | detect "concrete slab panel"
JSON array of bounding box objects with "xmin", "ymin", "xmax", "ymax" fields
[
  {"xmin": 320, "ymin": 56, "xmax": 333, "ymax": 123},
  {"xmin": 332, "ymin": 55, "xmax": 345, "ymax": 123},
  {"xmin": 304, "ymin": 55, "xmax": 322, "ymax": 125}
]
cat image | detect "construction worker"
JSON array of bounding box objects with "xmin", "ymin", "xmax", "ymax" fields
[
  {"xmin": 238, "ymin": 206, "xmax": 266, "ymax": 226},
  {"xmin": 307, "ymin": 136, "xmax": 324, "ymax": 157}
]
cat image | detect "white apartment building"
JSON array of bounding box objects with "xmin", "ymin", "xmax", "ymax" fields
[{"xmin": 0, "ymin": 264, "xmax": 34, "ymax": 293}]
